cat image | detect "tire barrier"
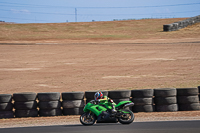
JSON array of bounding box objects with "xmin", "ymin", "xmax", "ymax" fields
[
  {"xmin": 38, "ymin": 92, "xmax": 62, "ymax": 116},
  {"xmin": 108, "ymin": 90, "xmax": 131, "ymax": 110},
  {"xmin": 0, "ymin": 94, "xmax": 14, "ymax": 119},
  {"xmin": 177, "ymin": 88, "xmax": 200, "ymax": 111},
  {"xmin": 108, "ymin": 90, "xmax": 131, "ymax": 99},
  {"xmin": 62, "ymin": 92, "xmax": 85, "ymax": 115},
  {"xmin": 198, "ymin": 86, "xmax": 200, "ymax": 102},
  {"xmin": 154, "ymin": 88, "xmax": 178, "ymax": 112},
  {"xmin": 131, "ymin": 89, "xmax": 154, "ymax": 112},
  {"xmin": 13, "ymin": 92, "xmax": 38, "ymax": 118},
  {"xmin": 0, "ymin": 87, "xmax": 200, "ymax": 119},
  {"xmin": 112, "ymin": 98, "xmax": 130, "ymax": 104},
  {"xmin": 163, "ymin": 15, "xmax": 200, "ymax": 32},
  {"xmin": 109, "ymin": 90, "xmax": 131, "ymax": 105},
  {"xmin": 85, "ymin": 90, "xmax": 108, "ymax": 103}
]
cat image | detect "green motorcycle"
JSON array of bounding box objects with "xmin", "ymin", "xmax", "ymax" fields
[{"xmin": 80, "ymin": 100, "xmax": 134, "ymax": 125}]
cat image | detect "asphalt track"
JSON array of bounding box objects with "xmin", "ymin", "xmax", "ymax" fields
[{"xmin": 1, "ymin": 120, "xmax": 200, "ymax": 133}]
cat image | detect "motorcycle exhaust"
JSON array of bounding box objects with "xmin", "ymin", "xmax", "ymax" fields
[{"xmin": 123, "ymin": 102, "xmax": 134, "ymax": 109}]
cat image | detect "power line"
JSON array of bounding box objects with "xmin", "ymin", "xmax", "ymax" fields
[
  {"xmin": 0, "ymin": 2, "xmax": 74, "ymax": 9},
  {"xmin": 0, "ymin": 16, "xmax": 46, "ymax": 22},
  {"xmin": 78, "ymin": 10, "xmax": 200, "ymax": 16},
  {"xmin": 0, "ymin": 9, "xmax": 74, "ymax": 16},
  {"xmin": 1, "ymin": 8, "xmax": 199, "ymax": 16},
  {"xmin": 77, "ymin": 2, "xmax": 200, "ymax": 9},
  {"xmin": 0, "ymin": 2, "xmax": 200, "ymax": 9}
]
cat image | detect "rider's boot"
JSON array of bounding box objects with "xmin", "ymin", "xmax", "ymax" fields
[{"xmin": 111, "ymin": 105, "xmax": 117, "ymax": 113}]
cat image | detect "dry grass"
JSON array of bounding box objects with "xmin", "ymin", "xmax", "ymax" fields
[{"xmin": 1, "ymin": 18, "xmax": 200, "ymax": 41}]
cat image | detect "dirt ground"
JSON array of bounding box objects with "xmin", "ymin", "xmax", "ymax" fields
[
  {"xmin": 0, "ymin": 38, "xmax": 200, "ymax": 94},
  {"xmin": 0, "ymin": 37, "xmax": 200, "ymax": 127}
]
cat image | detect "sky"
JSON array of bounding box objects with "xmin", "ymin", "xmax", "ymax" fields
[{"xmin": 0, "ymin": 0, "xmax": 200, "ymax": 23}]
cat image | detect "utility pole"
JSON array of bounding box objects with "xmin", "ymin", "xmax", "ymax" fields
[{"xmin": 75, "ymin": 8, "xmax": 77, "ymax": 22}]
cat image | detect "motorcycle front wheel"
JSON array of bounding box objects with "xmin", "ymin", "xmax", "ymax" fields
[
  {"xmin": 80, "ymin": 112, "xmax": 96, "ymax": 126},
  {"xmin": 118, "ymin": 109, "xmax": 134, "ymax": 124}
]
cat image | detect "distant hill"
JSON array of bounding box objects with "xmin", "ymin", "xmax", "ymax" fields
[{"xmin": 0, "ymin": 18, "xmax": 200, "ymax": 42}]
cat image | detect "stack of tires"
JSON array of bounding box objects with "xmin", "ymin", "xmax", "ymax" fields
[
  {"xmin": 197, "ymin": 16, "xmax": 200, "ymax": 23},
  {"xmin": 38, "ymin": 92, "xmax": 62, "ymax": 116},
  {"xmin": 177, "ymin": 88, "xmax": 200, "ymax": 111},
  {"xmin": 172, "ymin": 23, "xmax": 179, "ymax": 31},
  {"xmin": 174, "ymin": 22, "xmax": 182, "ymax": 30},
  {"xmin": 0, "ymin": 94, "xmax": 14, "ymax": 119},
  {"xmin": 163, "ymin": 24, "xmax": 173, "ymax": 32},
  {"xmin": 131, "ymin": 89, "xmax": 154, "ymax": 112},
  {"xmin": 85, "ymin": 90, "xmax": 108, "ymax": 103},
  {"xmin": 198, "ymin": 86, "xmax": 200, "ymax": 103},
  {"xmin": 163, "ymin": 15, "xmax": 200, "ymax": 32},
  {"xmin": 108, "ymin": 90, "xmax": 131, "ymax": 105},
  {"xmin": 62, "ymin": 92, "xmax": 84, "ymax": 115},
  {"xmin": 154, "ymin": 88, "xmax": 178, "ymax": 112},
  {"xmin": 13, "ymin": 92, "xmax": 38, "ymax": 117}
]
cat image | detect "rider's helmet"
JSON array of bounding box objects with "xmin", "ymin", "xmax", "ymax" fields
[{"xmin": 94, "ymin": 92, "xmax": 103, "ymax": 100}]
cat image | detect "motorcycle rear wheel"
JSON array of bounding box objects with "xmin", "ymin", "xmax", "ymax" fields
[
  {"xmin": 80, "ymin": 112, "xmax": 96, "ymax": 126},
  {"xmin": 118, "ymin": 109, "xmax": 134, "ymax": 124}
]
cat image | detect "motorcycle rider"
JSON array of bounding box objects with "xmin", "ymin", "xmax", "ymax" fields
[{"xmin": 94, "ymin": 92, "xmax": 117, "ymax": 113}]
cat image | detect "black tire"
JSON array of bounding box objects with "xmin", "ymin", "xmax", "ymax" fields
[
  {"xmin": 63, "ymin": 107, "xmax": 84, "ymax": 115},
  {"xmin": 39, "ymin": 101, "xmax": 61, "ymax": 109},
  {"xmin": 198, "ymin": 86, "xmax": 200, "ymax": 93},
  {"xmin": 154, "ymin": 88, "xmax": 176, "ymax": 97},
  {"xmin": 0, "ymin": 111, "xmax": 14, "ymax": 119},
  {"xmin": 118, "ymin": 109, "xmax": 134, "ymax": 124},
  {"xmin": 179, "ymin": 103, "xmax": 200, "ymax": 111},
  {"xmin": 112, "ymin": 98, "xmax": 130, "ymax": 104},
  {"xmin": 80, "ymin": 112, "xmax": 96, "ymax": 125},
  {"xmin": 154, "ymin": 97, "xmax": 177, "ymax": 105},
  {"xmin": 62, "ymin": 100, "xmax": 84, "ymax": 108},
  {"xmin": 131, "ymin": 89, "xmax": 154, "ymax": 98},
  {"xmin": 85, "ymin": 90, "xmax": 108, "ymax": 99},
  {"xmin": 155, "ymin": 104, "xmax": 178, "ymax": 112},
  {"xmin": 62, "ymin": 92, "xmax": 84, "ymax": 100},
  {"xmin": 39, "ymin": 109, "xmax": 62, "ymax": 116},
  {"xmin": 13, "ymin": 92, "xmax": 37, "ymax": 102},
  {"xmin": 37, "ymin": 92, "xmax": 60, "ymax": 101},
  {"xmin": 132, "ymin": 98, "xmax": 153, "ymax": 105},
  {"xmin": 177, "ymin": 96, "xmax": 199, "ymax": 104},
  {"xmin": 0, "ymin": 94, "xmax": 12, "ymax": 103},
  {"xmin": 0, "ymin": 103, "xmax": 13, "ymax": 111},
  {"xmin": 177, "ymin": 88, "xmax": 198, "ymax": 96},
  {"xmin": 132, "ymin": 105, "xmax": 154, "ymax": 112},
  {"xmin": 108, "ymin": 90, "xmax": 131, "ymax": 99},
  {"xmin": 163, "ymin": 24, "xmax": 173, "ymax": 31},
  {"xmin": 15, "ymin": 109, "xmax": 38, "ymax": 118},
  {"xmin": 14, "ymin": 101, "xmax": 37, "ymax": 110}
]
